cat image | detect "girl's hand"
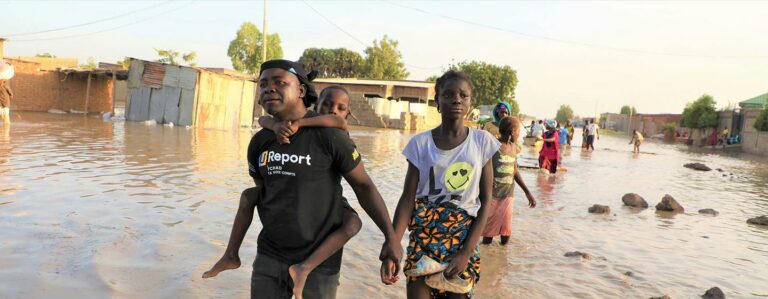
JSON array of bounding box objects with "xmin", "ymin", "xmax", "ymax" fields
[
  {"xmin": 443, "ymin": 250, "xmax": 471, "ymax": 278},
  {"xmin": 526, "ymin": 193, "xmax": 537, "ymax": 208},
  {"xmin": 275, "ymin": 121, "xmax": 299, "ymax": 137},
  {"xmin": 379, "ymin": 259, "xmax": 399, "ymax": 285}
]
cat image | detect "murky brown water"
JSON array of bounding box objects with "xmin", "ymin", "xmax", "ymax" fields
[{"xmin": 1, "ymin": 112, "xmax": 767, "ymax": 298}]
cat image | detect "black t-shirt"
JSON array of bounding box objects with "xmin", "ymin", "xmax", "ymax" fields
[{"xmin": 247, "ymin": 111, "xmax": 361, "ymax": 273}]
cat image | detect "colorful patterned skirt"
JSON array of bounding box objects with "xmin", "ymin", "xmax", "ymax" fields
[{"xmin": 404, "ymin": 197, "xmax": 480, "ymax": 298}]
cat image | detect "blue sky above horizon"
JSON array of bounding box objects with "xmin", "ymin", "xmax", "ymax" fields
[{"xmin": 3, "ymin": 1, "xmax": 768, "ymax": 118}]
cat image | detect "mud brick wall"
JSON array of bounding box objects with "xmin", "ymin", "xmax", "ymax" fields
[{"xmin": 6, "ymin": 59, "xmax": 113, "ymax": 113}]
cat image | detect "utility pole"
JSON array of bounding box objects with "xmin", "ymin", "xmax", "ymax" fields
[
  {"xmin": 262, "ymin": 0, "xmax": 268, "ymax": 63},
  {"xmin": 628, "ymin": 107, "xmax": 633, "ymax": 135}
]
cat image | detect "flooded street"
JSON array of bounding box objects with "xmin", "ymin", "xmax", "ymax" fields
[{"xmin": 1, "ymin": 112, "xmax": 767, "ymax": 298}]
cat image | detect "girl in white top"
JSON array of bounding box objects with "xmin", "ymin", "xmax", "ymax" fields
[{"xmin": 381, "ymin": 70, "xmax": 499, "ymax": 298}]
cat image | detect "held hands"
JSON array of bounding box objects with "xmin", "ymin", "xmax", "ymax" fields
[
  {"xmin": 379, "ymin": 240, "xmax": 403, "ymax": 285},
  {"xmin": 272, "ymin": 120, "xmax": 300, "ymax": 144}
]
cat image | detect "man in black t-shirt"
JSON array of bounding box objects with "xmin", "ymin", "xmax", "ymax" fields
[{"xmin": 227, "ymin": 60, "xmax": 401, "ymax": 299}]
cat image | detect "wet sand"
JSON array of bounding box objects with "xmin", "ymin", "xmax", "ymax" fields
[{"xmin": 0, "ymin": 113, "xmax": 767, "ymax": 298}]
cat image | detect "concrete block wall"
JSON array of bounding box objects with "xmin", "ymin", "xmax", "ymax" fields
[
  {"xmin": 741, "ymin": 108, "xmax": 768, "ymax": 155},
  {"xmin": 348, "ymin": 94, "xmax": 387, "ymax": 128}
]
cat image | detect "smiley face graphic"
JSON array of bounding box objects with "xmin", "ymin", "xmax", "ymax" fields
[{"xmin": 443, "ymin": 162, "xmax": 474, "ymax": 192}]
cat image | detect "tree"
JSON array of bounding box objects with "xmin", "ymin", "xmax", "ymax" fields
[
  {"xmin": 117, "ymin": 57, "xmax": 131, "ymax": 69},
  {"xmin": 35, "ymin": 53, "xmax": 56, "ymax": 58},
  {"xmin": 555, "ymin": 105, "xmax": 575, "ymax": 124},
  {"xmin": 446, "ymin": 60, "xmax": 518, "ymax": 109},
  {"xmin": 298, "ymin": 48, "xmax": 364, "ymax": 78},
  {"xmin": 754, "ymin": 107, "xmax": 768, "ymax": 132},
  {"xmin": 80, "ymin": 57, "xmax": 97, "ymax": 69},
  {"xmin": 507, "ymin": 99, "xmax": 520, "ymax": 116},
  {"xmin": 361, "ymin": 35, "xmax": 409, "ymax": 80},
  {"xmin": 228, "ymin": 22, "xmax": 283, "ymax": 75},
  {"xmin": 620, "ymin": 105, "xmax": 637, "ymax": 115},
  {"xmin": 681, "ymin": 94, "xmax": 719, "ymax": 129},
  {"xmin": 155, "ymin": 49, "xmax": 197, "ymax": 66},
  {"xmin": 425, "ymin": 75, "xmax": 438, "ymax": 82}
]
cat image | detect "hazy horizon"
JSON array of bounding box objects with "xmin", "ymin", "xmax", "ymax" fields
[{"xmin": 3, "ymin": 1, "xmax": 767, "ymax": 118}]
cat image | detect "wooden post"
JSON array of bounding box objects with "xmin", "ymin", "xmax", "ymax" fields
[
  {"xmin": 262, "ymin": 0, "xmax": 268, "ymax": 63},
  {"xmin": 111, "ymin": 71, "xmax": 117, "ymax": 115},
  {"xmin": 84, "ymin": 72, "xmax": 92, "ymax": 114}
]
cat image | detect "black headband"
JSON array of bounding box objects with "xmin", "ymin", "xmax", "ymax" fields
[{"xmin": 259, "ymin": 59, "xmax": 318, "ymax": 107}]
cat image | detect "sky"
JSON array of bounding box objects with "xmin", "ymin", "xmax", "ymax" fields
[{"xmin": 2, "ymin": 1, "xmax": 768, "ymax": 118}]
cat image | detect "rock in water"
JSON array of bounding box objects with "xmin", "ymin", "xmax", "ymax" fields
[
  {"xmin": 564, "ymin": 251, "xmax": 591, "ymax": 259},
  {"xmin": 588, "ymin": 204, "xmax": 611, "ymax": 214},
  {"xmin": 747, "ymin": 216, "xmax": 768, "ymax": 226},
  {"xmin": 649, "ymin": 295, "xmax": 671, "ymax": 299},
  {"xmin": 701, "ymin": 287, "xmax": 725, "ymax": 299},
  {"xmin": 656, "ymin": 194, "xmax": 684, "ymax": 212},
  {"xmin": 622, "ymin": 193, "xmax": 649, "ymax": 208},
  {"xmin": 47, "ymin": 108, "xmax": 67, "ymax": 114},
  {"xmin": 684, "ymin": 163, "xmax": 712, "ymax": 171},
  {"xmin": 698, "ymin": 209, "xmax": 719, "ymax": 216}
]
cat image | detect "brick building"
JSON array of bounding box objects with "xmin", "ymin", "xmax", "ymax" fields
[
  {"xmin": 628, "ymin": 114, "xmax": 683, "ymax": 137},
  {"xmin": 4, "ymin": 58, "xmax": 125, "ymax": 113}
]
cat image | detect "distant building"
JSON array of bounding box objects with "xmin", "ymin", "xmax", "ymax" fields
[
  {"xmin": 313, "ymin": 78, "xmax": 434, "ymax": 103},
  {"xmin": 8, "ymin": 56, "xmax": 78, "ymax": 70},
  {"xmin": 3, "ymin": 59, "xmax": 125, "ymax": 113},
  {"xmin": 125, "ymin": 58, "xmax": 257, "ymax": 130},
  {"xmin": 601, "ymin": 113, "xmax": 630, "ymax": 132},
  {"xmin": 629, "ymin": 114, "xmax": 682, "ymax": 137},
  {"xmin": 739, "ymin": 92, "xmax": 768, "ymax": 109}
]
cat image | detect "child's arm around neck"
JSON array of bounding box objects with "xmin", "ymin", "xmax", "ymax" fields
[{"xmin": 297, "ymin": 114, "xmax": 348, "ymax": 131}]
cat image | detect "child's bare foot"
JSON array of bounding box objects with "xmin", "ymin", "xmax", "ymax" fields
[
  {"xmin": 289, "ymin": 263, "xmax": 311, "ymax": 299},
  {"xmin": 202, "ymin": 253, "xmax": 241, "ymax": 279}
]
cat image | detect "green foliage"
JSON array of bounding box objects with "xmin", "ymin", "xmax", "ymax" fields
[
  {"xmin": 298, "ymin": 48, "xmax": 364, "ymax": 78},
  {"xmin": 35, "ymin": 53, "xmax": 56, "ymax": 58},
  {"xmin": 182, "ymin": 52, "xmax": 197, "ymax": 67},
  {"xmin": 507, "ymin": 99, "xmax": 520, "ymax": 116},
  {"xmin": 662, "ymin": 123, "xmax": 677, "ymax": 134},
  {"xmin": 754, "ymin": 108, "xmax": 768, "ymax": 132},
  {"xmin": 117, "ymin": 57, "xmax": 131, "ymax": 69},
  {"xmin": 681, "ymin": 94, "xmax": 719, "ymax": 129},
  {"xmin": 155, "ymin": 49, "xmax": 197, "ymax": 66},
  {"xmin": 228, "ymin": 22, "xmax": 283, "ymax": 74},
  {"xmin": 361, "ymin": 35, "xmax": 409, "ymax": 80},
  {"xmin": 555, "ymin": 105, "xmax": 574, "ymax": 124},
  {"xmin": 445, "ymin": 60, "xmax": 518, "ymax": 109},
  {"xmin": 620, "ymin": 105, "xmax": 637, "ymax": 115},
  {"xmin": 425, "ymin": 75, "xmax": 438, "ymax": 82},
  {"xmin": 79, "ymin": 57, "xmax": 97, "ymax": 69}
]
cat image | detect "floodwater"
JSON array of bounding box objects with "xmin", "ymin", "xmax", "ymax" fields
[{"xmin": 1, "ymin": 112, "xmax": 767, "ymax": 299}]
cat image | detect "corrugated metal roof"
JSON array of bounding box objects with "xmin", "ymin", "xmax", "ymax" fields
[
  {"xmin": 739, "ymin": 92, "xmax": 768, "ymax": 108},
  {"xmin": 142, "ymin": 62, "xmax": 165, "ymax": 89}
]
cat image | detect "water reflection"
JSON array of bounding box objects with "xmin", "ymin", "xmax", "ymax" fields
[{"xmin": 0, "ymin": 113, "xmax": 766, "ymax": 298}]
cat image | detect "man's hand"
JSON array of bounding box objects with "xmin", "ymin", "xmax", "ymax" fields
[
  {"xmin": 378, "ymin": 240, "xmax": 403, "ymax": 284},
  {"xmin": 443, "ymin": 250, "xmax": 471, "ymax": 278}
]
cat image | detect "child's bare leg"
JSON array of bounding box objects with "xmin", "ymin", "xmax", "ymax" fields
[
  {"xmin": 202, "ymin": 187, "xmax": 260, "ymax": 278},
  {"xmin": 481, "ymin": 237, "xmax": 493, "ymax": 245},
  {"xmin": 500, "ymin": 235, "xmax": 511, "ymax": 245},
  {"xmin": 407, "ymin": 277, "xmax": 433, "ymax": 299},
  {"xmin": 289, "ymin": 209, "xmax": 362, "ymax": 298}
]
